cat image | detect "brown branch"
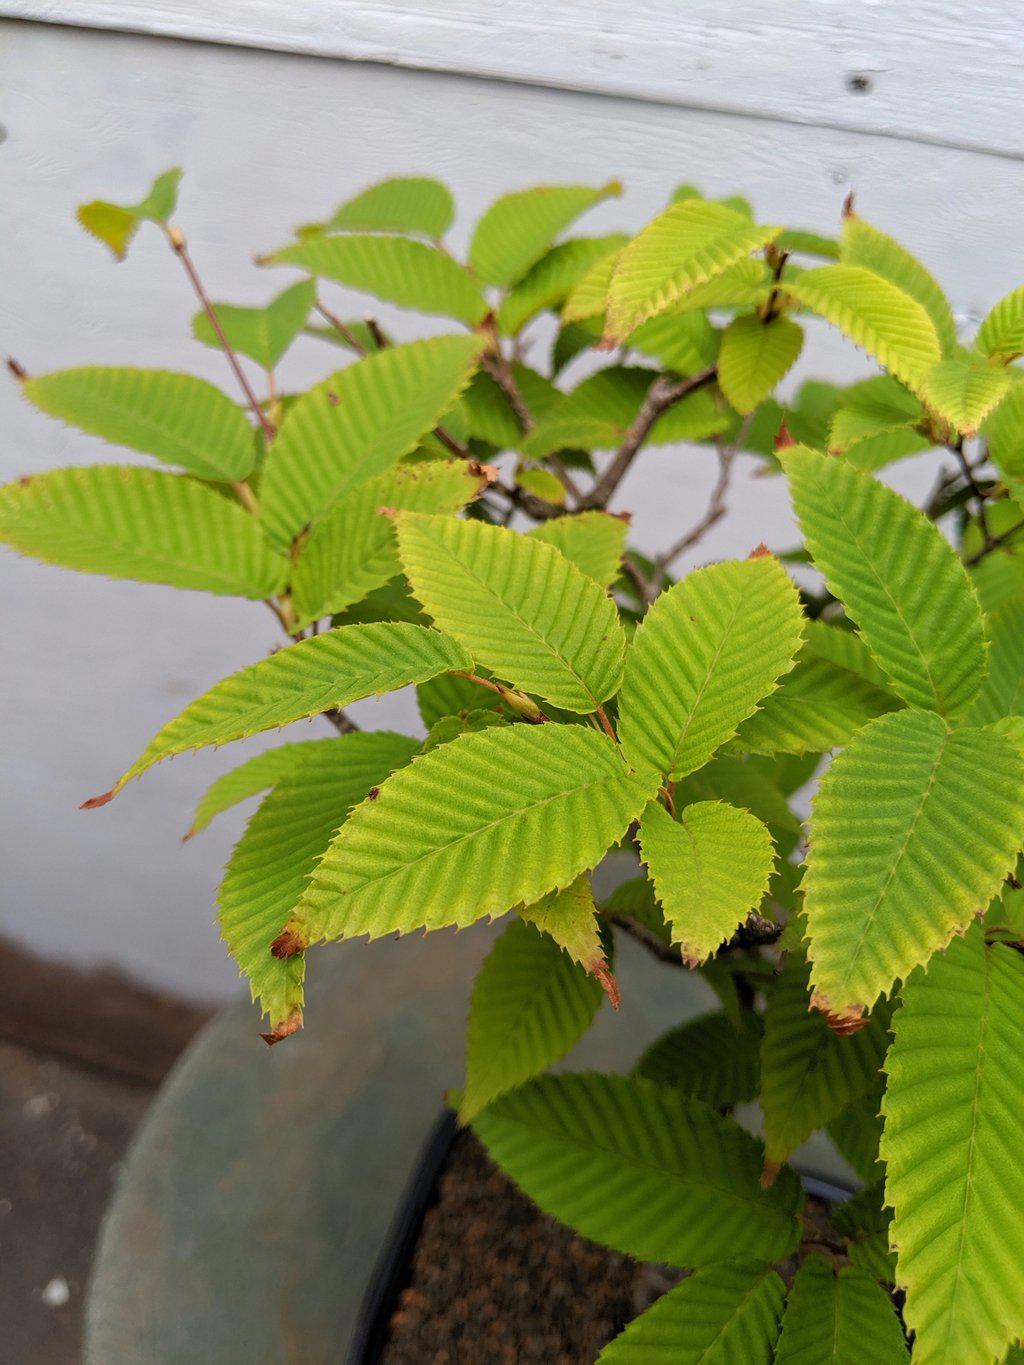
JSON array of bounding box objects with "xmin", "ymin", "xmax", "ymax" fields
[
  {"xmin": 965, "ymin": 515, "xmax": 1024, "ymax": 566},
  {"xmin": 581, "ymin": 368, "xmax": 717, "ymax": 510},
  {"xmin": 952, "ymin": 438, "xmax": 993, "ymax": 542},
  {"xmin": 315, "ymin": 300, "xmax": 368, "ymax": 355},
  {"xmin": 165, "ymin": 226, "xmax": 275, "ymax": 441}
]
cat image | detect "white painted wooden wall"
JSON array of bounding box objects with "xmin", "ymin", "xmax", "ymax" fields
[{"xmin": 1, "ymin": 7, "xmax": 1021, "ymax": 999}]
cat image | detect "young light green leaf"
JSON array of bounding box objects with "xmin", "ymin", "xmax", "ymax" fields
[
  {"xmin": 76, "ymin": 167, "xmax": 182, "ymax": 259},
  {"xmin": 291, "ymin": 461, "xmax": 485, "ymax": 627},
  {"xmin": 618, "ymin": 555, "xmax": 805, "ymax": 779},
  {"xmin": 87, "ymin": 623, "xmax": 469, "ymax": 804},
  {"xmin": 184, "ymin": 740, "xmax": 339, "ymax": 839},
  {"xmin": 606, "ymin": 199, "xmax": 780, "ymax": 342},
  {"xmin": 21, "ymin": 367, "xmax": 256, "ymax": 481},
  {"xmin": 527, "ymin": 511, "xmax": 628, "ymax": 587},
  {"xmin": 774, "ymin": 1255, "xmax": 908, "ymax": 1364},
  {"xmin": 562, "ymin": 246, "xmax": 622, "ymax": 323},
  {"xmin": 469, "ymin": 182, "xmax": 621, "ymax": 287},
  {"xmin": 920, "ymin": 357, "xmax": 1010, "ymax": 435},
  {"xmin": 718, "ymin": 315, "xmax": 804, "ymax": 414},
  {"xmin": 515, "ymin": 466, "xmax": 566, "ymax": 505},
  {"xmin": 395, "ymin": 513, "xmax": 626, "ymax": 712},
  {"xmin": 781, "ymin": 444, "xmax": 985, "ymax": 718},
  {"xmin": 218, "ymin": 732, "xmax": 418, "ymax": 1034},
  {"xmin": 786, "ymin": 265, "xmax": 941, "ymax": 390},
  {"xmin": 628, "ymin": 308, "xmax": 718, "ymax": 376},
  {"xmin": 497, "ymin": 234, "xmax": 628, "ymax": 335},
  {"xmin": 976, "ymin": 284, "xmax": 1024, "ymax": 361},
  {"xmin": 0, "ymin": 466, "xmax": 286, "ymax": 599},
  {"xmin": 634, "ymin": 1010, "xmax": 762, "ymax": 1109},
  {"xmin": 599, "ymin": 1262, "xmax": 786, "ymax": 1365},
  {"xmin": 777, "ymin": 228, "xmax": 841, "ymax": 260},
  {"xmin": 284, "ymin": 725, "xmax": 659, "ymax": 946},
  {"xmin": 803, "ymin": 708, "xmax": 1024, "ymax": 1024},
  {"xmin": 472, "ymin": 1073, "xmax": 803, "ymax": 1267},
  {"xmin": 259, "ymin": 334, "xmax": 485, "ymax": 546},
  {"xmin": 639, "ymin": 800, "xmax": 776, "ymax": 964},
  {"xmin": 882, "ymin": 925, "xmax": 1024, "ymax": 1365},
  {"xmin": 420, "ymin": 707, "xmax": 507, "ymax": 753},
  {"xmin": 191, "ymin": 280, "xmax": 315, "ymax": 370},
  {"xmin": 842, "ymin": 212, "xmax": 958, "ymax": 358},
  {"xmin": 460, "ymin": 918, "xmax": 603, "ymax": 1122},
  {"xmin": 761, "ymin": 957, "xmax": 890, "ymax": 1167},
  {"xmin": 518, "ymin": 875, "xmax": 608, "ymax": 981},
  {"xmin": 322, "ymin": 176, "xmax": 454, "ymax": 239},
  {"xmin": 268, "ymin": 234, "xmax": 487, "ymax": 324}
]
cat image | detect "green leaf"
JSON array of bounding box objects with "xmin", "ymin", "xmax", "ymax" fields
[
  {"xmin": 774, "ymin": 1255, "xmax": 908, "ymax": 1364},
  {"xmin": 828, "ymin": 375, "xmax": 922, "ymax": 452},
  {"xmin": 882, "ymin": 925, "xmax": 1024, "ymax": 1364},
  {"xmin": 562, "ymin": 246, "xmax": 622, "ymax": 323},
  {"xmin": 528, "ymin": 511, "xmax": 628, "ymax": 587},
  {"xmin": 627, "ymin": 308, "xmax": 718, "ymax": 376},
  {"xmin": 786, "ymin": 265, "xmax": 942, "ymax": 390},
  {"xmin": 921, "ymin": 357, "xmax": 1011, "ymax": 435},
  {"xmin": 781, "ymin": 444, "xmax": 985, "ymax": 717},
  {"xmin": 184, "ymin": 740, "xmax": 338, "ymax": 839},
  {"xmin": 832, "ymin": 1184, "xmax": 896, "ymax": 1283},
  {"xmin": 268, "ymin": 234, "xmax": 487, "ymax": 324},
  {"xmin": 968, "ymin": 598, "xmax": 1024, "ymax": 725},
  {"xmin": 290, "ymin": 461, "xmax": 485, "ymax": 627},
  {"xmin": 285, "ymin": 725, "xmax": 659, "ymax": 946},
  {"xmin": 469, "ymin": 182, "xmax": 621, "ymax": 287},
  {"xmin": 218, "ymin": 732, "xmax": 418, "ymax": 1032},
  {"xmin": 472, "ymin": 1073, "xmax": 803, "ymax": 1266},
  {"xmin": 322, "ymin": 176, "xmax": 454, "ymax": 239},
  {"xmin": 91, "ymin": 623, "xmax": 469, "ymax": 803},
  {"xmin": 460, "ymin": 918, "xmax": 603, "ymax": 1122},
  {"xmin": 395, "ymin": 513, "xmax": 626, "ymax": 712},
  {"xmin": 977, "ymin": 284, "xmax": 1024, "ymax": 361},
  {"xmin": 777, "ymin": 228, "xmax": 841, "ymax": 260},
  {"xmin": 606, "ymin": 200, "xmax": 780, "ymax": 341},
  {"xmin": 718, "ymin": 315, "xmax": 804, "ymax": 414},
  {"xmin": 841, "ymin": 212, "xmax": 958, "ymax": 358},
  {"xmin": 634, "ymin": 1010, "xmax": 762, "ymax": 1108},
  {"xmin": 639, "ymin": 800, "xmax": 776, "ymax": 964},
  {"xmin": 731, "ymin": 624, "xmax": 900, "ymax": 756},
  {"xmin": 518, "ymin": 874, "xmax": 607, "ymax": 979},
  {"xmin": 676, "ymin": 753, "xmax": 802, "ymax": 855},
  {"xmin": 515, "ymin": 466, "xmax": 566, "ymax": 505},
  {"xmin": 259, "ymin": 334, "xmax": 484, "ymax": 546},
  {"xmin": 76, "ymin": 167, "xmax": 182, "ymax": 259},
  {"xmin": 0, "ymin": 465, "xmax": 286, "ymax": 599},
  {"xmin": 420, "ymin": 707, "xmax": 507, "ymax": 753},
  {"xmin": 803, "ymin": 708, "xmax": 1024, "ymax": 1022},
  {"xmin": 191, "ymin": 280, "xmax": 315, "ymax": 370},
  {"xmin": 829, "ymin": 1088, "xmax": 885, "ymax": 1183},
  {"xmin": 982, "ymin": 382, "xmax": 1024, "ymax": 503},
  {"xmin": 843, "ymin": 427, "xmax": 932, "ymax": 473},
  {"xmin": 618, "ymin": 556, "xmax": 805, "ymax": 779},
  {"xmin": 761, "ymin": 956, "xmax": 890, "ymax": 1166},
  {"xmin": 497, "ymin": 234, "xmax": 628, "ymax": 334},
  {"xmin": 21, "ymin": 367, "xmax": 256, "ymax": 481},
  {"xmin": 598, "ymin": 1262, "xmax": 786, "ymax": 1364}
]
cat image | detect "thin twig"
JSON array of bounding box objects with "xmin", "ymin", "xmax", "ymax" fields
[
  {"xmin": 165, "ymin": 226, "xmax": 275, "ymax": 441},
  {"xmin": 646, "ymin": 442, "xmax": 737, "ymax": 600},
  {"xmin": 951, "ymin": 439, "xmax": 993, "ymax": 543},
  {"xmin": 581, "ymin": 368, "xmax": 717, "ymax": 510},
  {"xmin": 594, "ymin": 704, "xmax": 618, "ymax": 744},
  {"xmin": 965, "ymin": 515, "xmax": 1024, "ymax": 566},
  {"xmin": 315, "ymin": 300, "xmax": 367, "ymax": 355}
]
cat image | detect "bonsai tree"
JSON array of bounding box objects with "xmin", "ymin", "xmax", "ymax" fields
[{"xmin": 6, "ymin": 170, "xmax": 1024, "ymax": 1363}]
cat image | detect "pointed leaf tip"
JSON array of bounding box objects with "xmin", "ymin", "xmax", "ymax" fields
[
  {"xmin": 270, "ymin": 927, "xmax": 305, "ymax": 959},
  {"xmin": 811, "ymin": 991, "xmax": 870, "ymax": 1035},
  {"xmin": 81, "ymin": 789, "xmax": 116, "ymax": 810},
  {"xmin": 592, "ymin": 960, "xmax": 621, "ymax": 1009},
  {"xmin": 260, "ymin": 1011, "xmax": 304, "ymax": 1046}
]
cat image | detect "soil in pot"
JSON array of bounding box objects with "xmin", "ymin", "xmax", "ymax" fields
[{"xmin": 381, "ymin": 1130, "xmax": 678, "ymax": 1363}]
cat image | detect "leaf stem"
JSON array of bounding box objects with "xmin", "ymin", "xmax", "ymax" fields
[{"xmin": 165, "ymin": 226, "xmax": 275, "ymax": 442}]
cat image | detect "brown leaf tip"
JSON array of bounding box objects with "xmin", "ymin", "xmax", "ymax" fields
[
  {"xmin": 774, "ymin": 421, "xmax": 796, "ymax": 451},
  {"xmin": 591, "ymin": 960, "xmax": 621, "ymax": 1011},
  {"xmin": 376, "ymin": 505, "xmax": 398, "ymax": 518},
  {"xmin": 260, "ymin": 1011, "xmax": 304, "ymax": 1046},
  {"xmin": 748, "ymin": 542, "xmax": 772, "ymax": 560},
  {"xmin": 6, "ymin": 357, "xmax": 28, "ymax": 382},
  {"xmin": 467, "ymin": 460, "xmax": 500, "ymax": 485},
  {"xmin": 610, "ymin": 510, "xmax": 633, "ymax": 524},
  {"xmin": 810, "ymin": 991, "xmax": 869, "ymax": 1035},
  {"xmin": 81, "ymin": 789, "xmax": 116, "ymax": 810},
  {"xmin": 270, "ymin": 928, "xmax": 306, "ymax": 960},
  {"xmin": 842, "ymin": 191, "xmax": 856, "ymax": 221},
  {"xmin": 760, "ymin": 1157, "xmax": 782, "ymax": 1190}
]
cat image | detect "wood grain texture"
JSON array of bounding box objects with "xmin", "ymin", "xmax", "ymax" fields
[{"xmin": 4, "ymin": 1, "xmax": 1022, "ymax": 158}]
